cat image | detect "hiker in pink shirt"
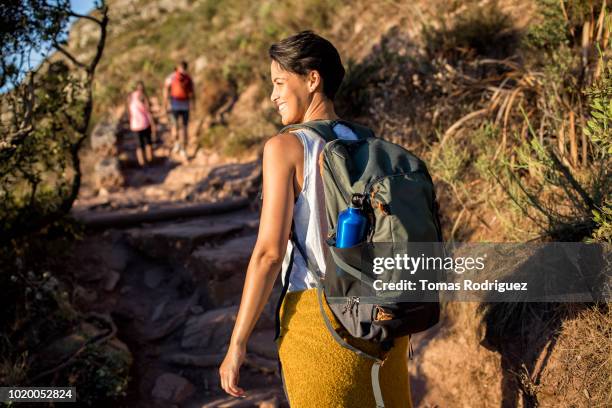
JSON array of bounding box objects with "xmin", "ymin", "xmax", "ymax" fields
[{"xmin": 127, "ymin": 81, "xmax": 156, "ymax": 166}]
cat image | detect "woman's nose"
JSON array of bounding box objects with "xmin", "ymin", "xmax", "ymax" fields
[{"xmin": 270, "ymin": 87, "xmax": 278, "ymax": 103}]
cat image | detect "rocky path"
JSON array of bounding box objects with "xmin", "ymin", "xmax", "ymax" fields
[
  {"xmin": 71, "ymin": 208, "xmax": 288, "ymax": 407},
  {"xmin": 76, "ymin": 96, "xmax": 262, "ymax": 216}
]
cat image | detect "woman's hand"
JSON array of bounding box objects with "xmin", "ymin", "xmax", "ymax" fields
[{"xmin": 219, "ymin": 344, "xmax": 247, "ymax": 397}]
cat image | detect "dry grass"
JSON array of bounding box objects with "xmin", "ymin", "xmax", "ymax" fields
[{"xmin": 537, "ymin": 304, "xmax": 612, "ymax": 407}]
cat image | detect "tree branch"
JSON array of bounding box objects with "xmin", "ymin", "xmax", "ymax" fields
[
  {"xmin": 87, "ymin": 6, "xmax": 108, "ymax": 75},
  {"xmin": 52, "ymin": 41, "xmax": 86, "ymax": 69},
  {"xmin": 67, "ymin": 11, "xmax": 102, "ymax": 25}
]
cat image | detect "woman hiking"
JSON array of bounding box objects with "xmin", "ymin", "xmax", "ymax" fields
[
  {"xmin": 127, "ymin": 80, "xmax": 156, "ymax": 167},
  {"xmin": 219, "ymin": 31, "xmax": 412, "ymax": 407}
]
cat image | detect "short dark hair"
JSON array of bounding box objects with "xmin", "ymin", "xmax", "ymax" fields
[
  {"xmin": 179, "ymin": 60, "xmax": 188, "ymax": 70},
  {"xmin": 269, "ymin": 30, "xmax": 345, "ymax": 100}
]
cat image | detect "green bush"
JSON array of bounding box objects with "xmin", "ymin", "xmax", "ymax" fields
[
  {"xmin": 522, "ymin": 0, "xmax": 569, "ymax": 51},
  {"xmin": 584, "ymin": 59, "xmax": 612, "ymax": 242}
]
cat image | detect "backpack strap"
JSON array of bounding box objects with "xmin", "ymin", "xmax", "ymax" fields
[
  {"xmin": 280, "ymin": 119, "xmax": 374, "ymax": 142},
  {"xmin": 280, "ymin": 119, "xmax": 338, "ymax": 142},
  {"xmin": 289, "ymin": 226, "xmax": 386, "ymax": 408}
]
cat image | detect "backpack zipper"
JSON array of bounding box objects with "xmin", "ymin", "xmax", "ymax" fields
[
  {"xmin": 363, "ymin": 171, "xmax": 421, "ymax": 197},
  {"xmin": 341, "ymin": 296, "xmax": 360, "ymax": 315}
]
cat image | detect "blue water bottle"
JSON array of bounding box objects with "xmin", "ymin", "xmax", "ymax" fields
[{"xmin": 336, "ymin": 194, "xmax": 368, "ymax": 248}]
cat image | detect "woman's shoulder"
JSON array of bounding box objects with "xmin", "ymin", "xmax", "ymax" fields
[
  {"xmin": 266, "ymin": 131, "xmax": 302, "ymax": 149},
  {"xmin": 263, "ymin": 132, "xmax": 303, "ymax": 164}
]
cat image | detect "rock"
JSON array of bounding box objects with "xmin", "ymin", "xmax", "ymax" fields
[
  {"xmin": 205, "ymin": 273, "xmax": 245, "ymax": 307},
  {"xmin": 150, "ymin": 297, "xmax": 170, "ymax": 322},
  {"xmin": 106, "ymin": 244, "xmax": 130, "ymax": 272},
  {"xmin": 73, "ymin": 285, "xmax": 97, "ymax": 304},
  {"xmin": 189, "ymin": 234, "xmax": 257, "ymax": 281},
  {"xmin": 181, "ymin": 305, "xmax": 238, "ymax": 350},
  {"xmin": 126, "ymin": 219, "xmax": 245, "ymax": 260},
  {"xmin": 248, "ymin": 330, "xmax": 277, "ymax": 360},
  {"xmin": 142, "ymin": 290, "xmax": 199, "ymax": 341},
  {"xmin": 161, "ymin": 352, "xmax": 224, "ymax": 367},
  {"xmin": 151, "ymin": 372, "xmax": 195, "ymax": 403},
  {"xmin": 104, "ymin": 270, "xmax": 121, "ymax": 292},
  {"xmin": 259, "ymin": 397, "xmax": 280, "ymax": 408},
  {"xmin": 245, "ymin": 355, "xmax": 278, "ymax": 375},
  {"xmin": 94, "ymin": 157, "xmax": 123, "ymax": 189},
  {"xmin": 90, "ymin": 119, "xmax": 118, "ymax": 151},
  {"xmin": 144, "ymin": 266, "xmax": 166, "ymax": 289},
  {"xmin": 194, "ymin": 55, "xmax": 208, "ymax": 73},
  {"xmin": 201, "ymin": 388, "xmax": 285, "ymax": 408},
  {"xmin": 190, "ymin": 305, "xmax": 204, "ymax": 314},
  {"xmin": 97, "ymin": 187, "xmax": 109, "ymax": 198},
  {"xmin": 189, "ymin": 161, "xmax": 262, "ymax": 200}
]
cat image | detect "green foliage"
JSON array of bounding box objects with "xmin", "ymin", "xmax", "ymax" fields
[
  {"xmin": 1, "ymin": 61, "xmax": 85, "ymax": 236},
  {"xmin": 60, "ymin": 341, "xmax": 131, "ymax": 406},
  {"xmin": 495, "ymin": 96, "xmax": 610, "ymax": 240},
  {"xmin": 0, "ymin": 0, "xmax": 71, "ymax": 89},
  {"xmin": 223, "ymin": 128, "xmax": 266, "ymax": 157},
  {"xmin": 583, "ymin": 67, "xmax": 612, "ymax": 157},
  {"xmin": 472, "ymin": 122, "xmax": 502, "ymax": 180},
  {"xmin": 430, "ymin": 132, "xmax": 469, "ymax": 185},
  {"xmin": 523, "ymin": 0, "xmax": 569, "ymax": 51},
  {"xmin": 590, "ymin": 200, "xmax": 612, "ymax": 242},
  {"xmin": 584, "ymin": 59, "xmax": 612, "ymax": 242},
  {"xmin": 199, "ymin": 124, "xmax": 226, "ymax": 149}
]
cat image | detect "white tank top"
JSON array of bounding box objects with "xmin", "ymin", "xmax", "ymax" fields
[{"xmin": 280, "ymin": 123, "xmax": 359, "ymax": 292}]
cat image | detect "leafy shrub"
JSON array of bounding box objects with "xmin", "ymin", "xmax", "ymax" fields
[{"xmin": 522, "ymin": 0, "xmax": 569, "ymax": 51}]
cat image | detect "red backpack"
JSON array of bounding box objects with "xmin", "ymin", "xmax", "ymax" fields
[{"xmin": 170, "ymin": 71, "xmax": 193, "ymax": 100}]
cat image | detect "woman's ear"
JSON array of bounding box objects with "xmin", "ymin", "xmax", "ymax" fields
[{"xmin": 307, "ymin": 70, "xmax": 322, "ymax": 93}]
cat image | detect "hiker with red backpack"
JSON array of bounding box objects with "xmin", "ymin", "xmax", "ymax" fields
[
  {"xmin": 219, "ymin": 31, "xmax": 443, "ymax": 407},
  {"xmin": 163, "ymin": 60, "xmax": 194, "ymax": 161}
]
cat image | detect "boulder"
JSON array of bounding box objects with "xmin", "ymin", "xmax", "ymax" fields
[
  {"xmin": 94, "ymin": 157, "xmax": 124, "ymax": 190},
  {"xmin": 151, "ymin": 372, "xmax": 195, "ymax": 403},
  {"xmin": 104, "ymin": 270, "xmax": 121, "ymax": 292},
  {"xmin": 161, "ymin": 352, "xmax": 225, "ymax": 367},
  {"xmin": 126, "ymin": 219, "xmax": 245, "ymax": 260},
  {"xmin": 181, "ymin": 305, "xmax": 238, "ymax": 350},
  {"xmin": 200, "ymin": 388, "xmax": 285, "ymax": 408},
  {"xmin": 248, "ymin": 330, "xmax": 277, "ymax": 360},
  {"xmin": 144, "ymin": 266, "xmax": 166, "ymax": 289},
  {"xmin": 90, "ymin": 119, "xmax": 118, "ymax": 151},
  {"xmin": 189, "ymin": 234, "xmax": 257, "ymax": 281}
]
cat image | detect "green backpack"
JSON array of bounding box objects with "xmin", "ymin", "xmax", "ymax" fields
[{"xmin": 275, "ymin": 119, "xmax": 443, "ymax": 408}]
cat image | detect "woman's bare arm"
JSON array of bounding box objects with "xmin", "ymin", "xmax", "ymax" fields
[
  {"xmin": 220, "ymin": 133, "xmax": 302, "ymax": 397},
  {"xmin": 231, "ymin": 133, "xmax": 298, "ymax": 346}
]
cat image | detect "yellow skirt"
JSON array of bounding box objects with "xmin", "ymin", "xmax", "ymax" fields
[{"xmin": 277, "ymin": 288, "xmax": 412, "ymax": 408}]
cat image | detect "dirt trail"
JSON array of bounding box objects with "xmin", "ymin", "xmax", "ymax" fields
[
  {"xmin": 76, "ymin": 96, "xmax": 261, "ymax": 216},
  {"xmin": 71, "ymin": 209, "xmax": 288, "ymax": 407}
]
